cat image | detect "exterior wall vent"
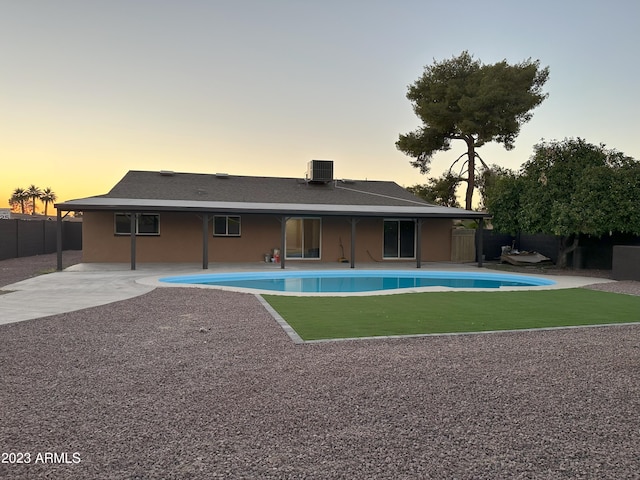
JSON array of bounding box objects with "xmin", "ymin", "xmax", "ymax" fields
[
  {"xmin": 160, "ymin": 170, "xmax": 175, "ymax": 176},
  {"xmin": 306, "ymin": 160, "xmax": 334, "ymax": 183},
  {"xmin": 215, "ymin": 172, "xmax": 229, "ymax": 178}
]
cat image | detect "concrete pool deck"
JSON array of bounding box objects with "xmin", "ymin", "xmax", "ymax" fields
[{"xmin": 0, "ymin": 261, "xmax": 617, "ymax": 325}]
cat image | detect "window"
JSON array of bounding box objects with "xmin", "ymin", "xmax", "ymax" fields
[
  {"xmin": 115, "ymin": 213, "xmax": 160, "ymax": 235},
  {"xmin": 383, "ymin": 220, "xmax": 415, "ymax": 258},
  {"xmin": 213, "ymin": 216, "xmax": 241, "ymax": 236},
  {"xmin": 285, "ymin": 218, "xmax": 321, "ymax": 259}
]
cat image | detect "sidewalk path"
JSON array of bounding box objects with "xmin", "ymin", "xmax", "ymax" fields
[{"xmin": 0, "ymin": 270, "xmax": 156, "ymax": 325}]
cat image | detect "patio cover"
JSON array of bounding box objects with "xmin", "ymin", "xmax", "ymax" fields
[{"xmin": 55, "ymin": 188, "xmax": 489, "ymax": 271}]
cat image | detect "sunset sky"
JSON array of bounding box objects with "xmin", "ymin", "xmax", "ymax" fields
[{"xmin": 2, "ymin": 0, "xmax": 638, "ymax": 210}]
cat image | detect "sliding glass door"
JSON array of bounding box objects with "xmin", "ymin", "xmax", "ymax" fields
[
  {"xmin": 383, "ymin": 219, "xmax": 415, "ymax": 259},
  {"xmin": 285, "ymin": 218, "xmax": 321, "ymax": 259}
]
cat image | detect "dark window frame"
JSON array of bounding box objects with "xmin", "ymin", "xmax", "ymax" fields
[
  {"xmin": 114, "ymin": 213, "xmax": 160, "ymax": 236},
  {"xmin": 383, "ymin": 219, "xmax": 416, "ymax": 259},
  {"xmin": 213, "ymin": 215, "xmax": 242, "ymax": 237}
]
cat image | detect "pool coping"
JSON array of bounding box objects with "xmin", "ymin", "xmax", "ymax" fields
[{"xmin": 138, "ymin": 266, "xmax": 615, "ymax": 296}]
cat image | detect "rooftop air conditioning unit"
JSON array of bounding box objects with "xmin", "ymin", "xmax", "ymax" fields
[{"xmin": 307, "ymin": 160, "xmax": 334, "ymax": 183}]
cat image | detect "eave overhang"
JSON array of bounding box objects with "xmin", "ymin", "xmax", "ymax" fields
[{"xmin": 55, "ymin": 197, "xmax": 490, "ymax": 219}]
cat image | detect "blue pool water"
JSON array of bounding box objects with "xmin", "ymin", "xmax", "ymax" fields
[{"xmin": 159, "ymin": 270, "xmax": 555, "ymax": 293}]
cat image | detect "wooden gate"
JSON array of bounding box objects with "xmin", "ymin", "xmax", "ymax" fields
[{"xmin": 451, "ymin": 229, "xmax": 476, "ymax": 263}]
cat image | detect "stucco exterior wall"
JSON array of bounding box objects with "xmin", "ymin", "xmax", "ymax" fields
[
  {"xmin": 422, "ymin": 218, "xmax": 454, "ymax": 262},
  {"xmin": 210, "ymin": 215, "xmax": 281, "ymax": 262},
  {"xmin": 82, "ymin": 212, "xmax": 453, "ymax": 264}
]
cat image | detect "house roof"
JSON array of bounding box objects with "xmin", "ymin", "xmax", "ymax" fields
[
  {"xmin": 104, "ymin": 170, "xmax": 434, "ymax": 206},
  {"xmin": 56, "ymin": 170, "xmax": 488, "ymax": 219}
]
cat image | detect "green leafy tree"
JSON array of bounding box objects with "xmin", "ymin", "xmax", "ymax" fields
[
  {"xmin": 407, "ymin": 172, "xmax": 462, "ymax": 207},
  {"xmin": 477, "ymin": 164, "xmax": 518, "ymax": 214},
  {"xmin": 25, "ymin": 184, "xmax": 43, "ymax": 215},
  {"xmin": 397, "ymin": 51, "xmax": 549, "ymax": 210},
  {"xmin": 41, "ymin": 187, "xmax": 57, "ymax": 216},
  {"xmin": 486, "ymin": 138, "xmax": 640, "ymax": 267},
  {"xmin": 483, "ymin": 168, "xmax": 523, "ymax": 235}
]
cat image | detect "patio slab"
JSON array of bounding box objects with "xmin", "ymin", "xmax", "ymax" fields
[{"xmin": 0, "ymin": 270, "xmax": 156, "ymax": 325}]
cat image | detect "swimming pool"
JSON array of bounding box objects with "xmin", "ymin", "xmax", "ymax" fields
[{"xmin": 159, "ymin": 270, "xmax": 556, "ymax": 294}]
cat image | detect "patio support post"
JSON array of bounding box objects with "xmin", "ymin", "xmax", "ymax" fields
[
  {"xmin": 202, "ymin": 213, "xmax": 209, "ymax": 269},
  {"xmin": 477, "ymin": 217, "xmax": 484, "ymax": 267},
  {"xmin": 350, "ymin": 217, "xmax": 356, "ymax": 269},
  {"xmin": 56, "ymin": 208, "xmax": 63, "ymax": 271},
  {"xmin": 416, "ymin": 218, "xmax": 422, "ymax": 268},
  {"xmin": 280, "ymin": 216, "xmax": 286, "ymax": 269},
  {"xmin": 130, "ymin": 212, "xmax": 136, "ymax": 271}
]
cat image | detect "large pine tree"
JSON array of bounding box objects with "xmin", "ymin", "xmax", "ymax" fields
[{"xmin": 397, "ymin": 51, "xmax": 549, "ymax": 210}]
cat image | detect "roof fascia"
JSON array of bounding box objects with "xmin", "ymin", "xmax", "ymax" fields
[{"xmin": 55, "ymin": 197, "xmax": 489, "ymax": 219}]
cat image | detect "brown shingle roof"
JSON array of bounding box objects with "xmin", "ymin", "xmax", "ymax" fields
[
  {"xmin": 57, "ymin": 170, "xmax": 488, "ymax": 219},
  {"xmin": 103, "ymin": 170, "xmax": 431, "ymax": 207}
]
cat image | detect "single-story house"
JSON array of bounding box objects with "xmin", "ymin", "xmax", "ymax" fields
[{"xmin": 54, "ymin": 161, "xmax": 489, "ymax": 270}]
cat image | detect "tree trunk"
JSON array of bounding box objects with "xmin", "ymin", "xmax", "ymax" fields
[
  {"xmin": 464, "ymin": 139, "xmax": 475, "ymax": 210},
  {"xmin": 557, "ymin": 235, "xmax": 579, "ymax": 268}
]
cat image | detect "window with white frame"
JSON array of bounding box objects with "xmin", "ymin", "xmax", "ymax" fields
[
  {"xmin": 213, "ymin": 215, "xmax": 241, "ymax": 236},
  {"xmin": 114, "ymin": 213, "xmax": 160, "ymax": 235}
]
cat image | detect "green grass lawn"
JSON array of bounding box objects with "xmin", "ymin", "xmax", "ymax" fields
[{"xmin": 263, "ymin": 289, "xmax": 640, "ymax": 340}]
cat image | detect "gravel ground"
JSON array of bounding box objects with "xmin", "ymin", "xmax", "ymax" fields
[
  {"xmin": 0, "ymin": 251, "xmax": 83, "ymax": 288},
  {"xmin": 1, "ymin": 255, "xmax": 640, "ymax": 479},
  {"xmin": 580, "ymin": 280, "xmax": 640, "ymax": 296},
  {"xmin": 484, "ymin": 262, "xmax": 640, "ymax": 297}
]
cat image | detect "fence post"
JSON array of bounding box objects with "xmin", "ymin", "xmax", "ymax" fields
[
  {"xmin": 15, "ymin": 219, "xmax": 19, "ymax": 258},
  {"xmin": 41, "ymin": 219, "xmax": 46, "ymax": 255}
]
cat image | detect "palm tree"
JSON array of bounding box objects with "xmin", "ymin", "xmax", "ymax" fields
[
  {"xmin": 26, "ymin": 184, "xmax": 43, "ymax": 215},
  {"xmin": 41, "ymin": 187, "xmax": 57, "ymax": 216},
  {"xmin": 10, "ymin": 187, "xmax": 29, "ymax": 214}
]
